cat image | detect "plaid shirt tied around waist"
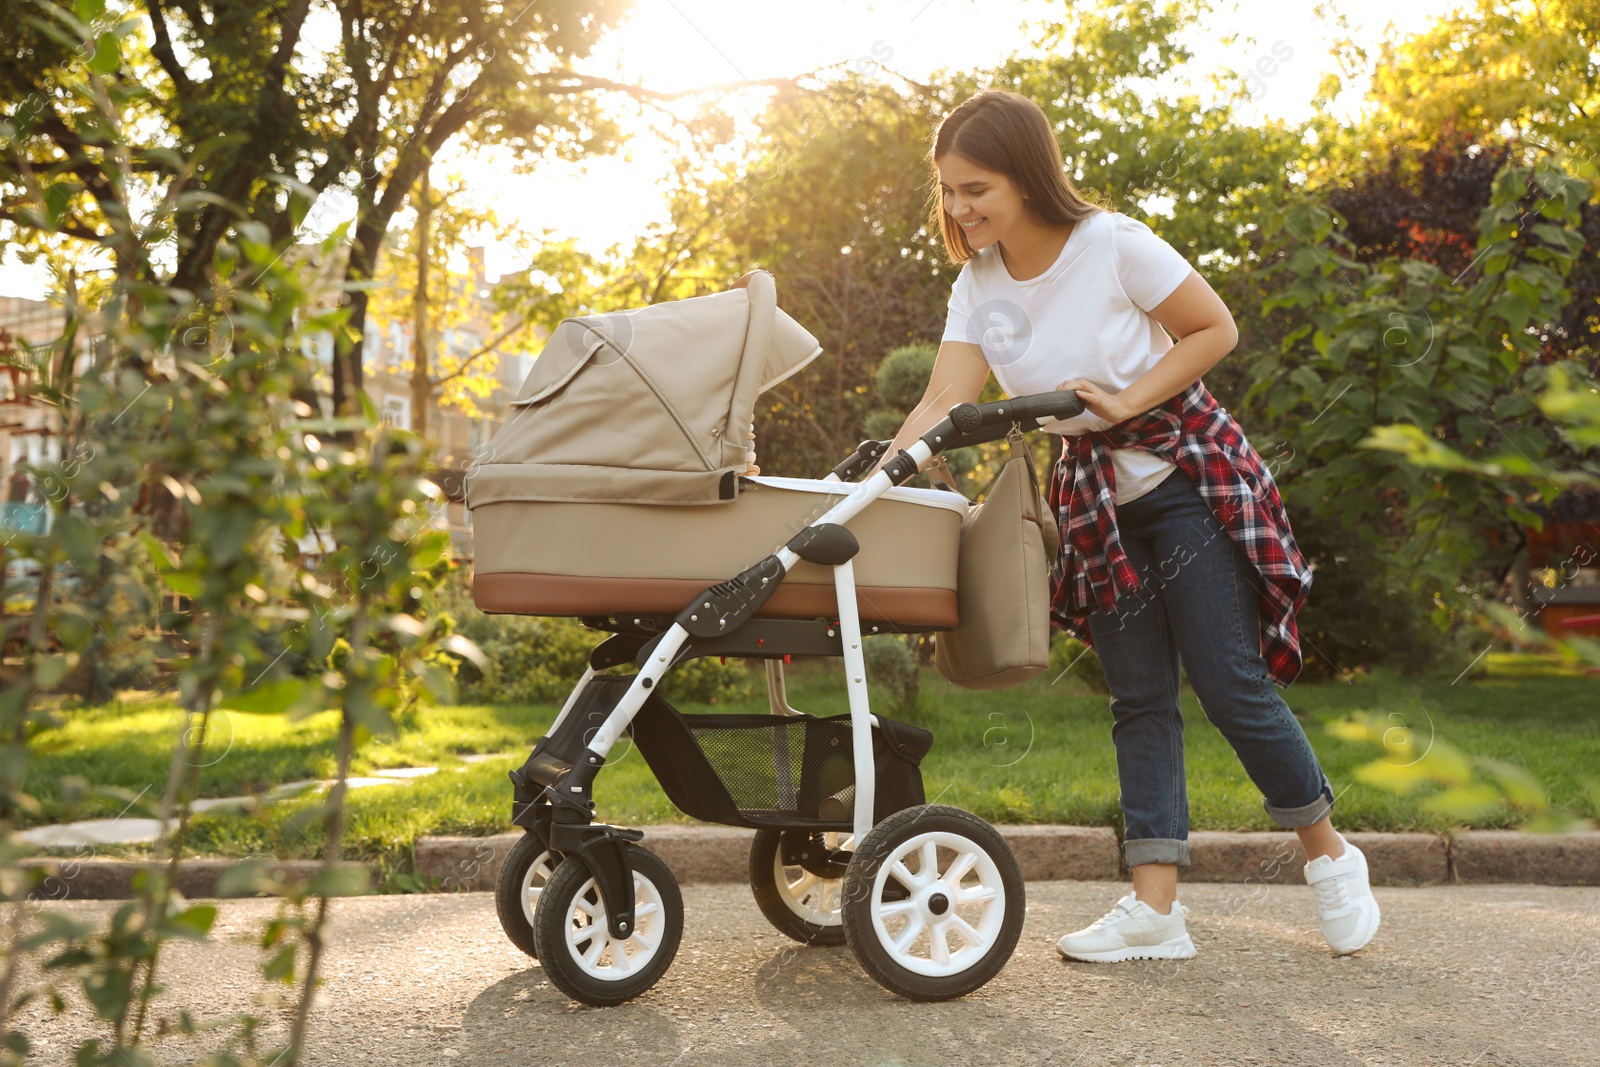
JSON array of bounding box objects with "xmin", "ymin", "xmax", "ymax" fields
[{"xmin": 1045, "ymin": 380, "xmax": 1313, "ymax": 688}]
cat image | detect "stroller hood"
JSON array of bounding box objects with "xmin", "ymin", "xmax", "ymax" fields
[{"xmin": 466, "ymin": 270, "xmax": 822, "ymax": 508}]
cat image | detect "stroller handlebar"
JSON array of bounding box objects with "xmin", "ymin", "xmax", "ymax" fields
[
  {"xmin": 947, "ymin": 390, "xmax": 1087, "ymax": 435},
  {"xmin": 825, "ymin": 391, "xmax": 1088, "ymax": 484},
  {"xmin": 919, "ymin": 391, "xmax": 1087, "ymax": 456}
]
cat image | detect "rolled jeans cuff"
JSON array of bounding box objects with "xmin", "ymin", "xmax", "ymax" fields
[
  {"xmin": 1123, "ymin": 837, "xmax": 1191, "ymax": 869},
  {"xmin": 1264, "ymin": 776, "xmax": 1335, "ymax": 828}
]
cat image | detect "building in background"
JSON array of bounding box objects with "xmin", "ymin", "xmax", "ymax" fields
[
  {"xmin": 293, "ymin": 242, "xmax": 541, "ymax": 562},
  {"xmin": 0, "ymin": 296, "xmax": 100, "ymax": 546},
  {"xmin": 0, "ymin": 249, "xmax": 542, "ymax": 572}
]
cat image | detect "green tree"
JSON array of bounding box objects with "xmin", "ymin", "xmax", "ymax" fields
[
  {"xmin": 0, "ymin": 15, "xmax": 479, "ymax": 1060},
  {"xmin": 1310, "ymin": 0, "xmax": 1600, "ymax": 363},
  {"xmin": 1347, "ymin": 0, "xmax": 1599, "ymax": 173},
  {"xmin": 365, "ymin": 162, "xmax": 532, "ymax": 436},
  {"xmin": 0, "ymin": 0, "xmax": 633, "ymax": 421},
  {"xmin": 1245, "ymin": 161, "xmax": 1591, "ymax": 670}
]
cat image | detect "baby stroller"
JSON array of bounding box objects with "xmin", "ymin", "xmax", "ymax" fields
[{"xmin": 466, "ymin": 271, "xmax": 1085, "ymax": 1006}]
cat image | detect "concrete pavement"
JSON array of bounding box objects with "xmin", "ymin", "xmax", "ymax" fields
[{"xmin": 15, "ymin": 880, "xmax": 1600, "ymax": 1066}]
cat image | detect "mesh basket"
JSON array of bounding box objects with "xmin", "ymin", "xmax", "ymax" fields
[
  {"xmin": 517, "ymin": 674, "xmax": 932, "ymax": 831},
  {"xmin": 676, "ymin": 714, "xmax": 854, "ymax": 820},
  {"xmin": 622, "ymin": 682, "xmax": 931, "ymax": 830}
]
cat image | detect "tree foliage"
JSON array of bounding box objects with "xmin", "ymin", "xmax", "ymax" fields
[
  {"xmin": 1246, "ymin": 160, "xmax": 1591, "ymax": 669},
  {"xmin": 0, "ymin": 17, "xmax": 478, "ymax": 1060},
  {"xmin": 364, "ymin": 164, "xmax": 531, "ymax": 435},
  {"xmin": 1354, "ymin": 0, "xmax": 1600, "ymax": 169},
  {"xmin": 0, "ymin": 0, "xmax": 632, "ymax": 420}
]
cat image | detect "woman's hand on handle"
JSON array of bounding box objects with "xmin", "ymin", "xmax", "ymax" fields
[{"xmin": 1054, "ymin": 378, "xmax": 1134, "ymax": 426}]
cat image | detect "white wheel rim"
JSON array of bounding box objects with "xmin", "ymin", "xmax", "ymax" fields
[
  {"xmin": 868, "ymin": 830, "xmax": 1006, "ymax": 978},
  {"xmin": 519, "ymin": 850, "xmax": 559, "ymax": 928},
  {"xmin": 773, "ymin": 832, "xmax": 852, "ymax": 927},
  {"xmin": 562, "ymin": 871, "xmax": 667, "ymax": 982}
]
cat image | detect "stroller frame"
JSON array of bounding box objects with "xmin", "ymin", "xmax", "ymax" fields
[{"xmin": 499, "ymin": 390, "xmax": 1084, "ymax": 1004}]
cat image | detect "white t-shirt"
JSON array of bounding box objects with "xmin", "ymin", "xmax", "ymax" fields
[{"xmin": 940, "ymin": 209, "xmax": 1195, "ymax": 504}]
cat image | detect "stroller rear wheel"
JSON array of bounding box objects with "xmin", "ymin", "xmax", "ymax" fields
[
  {"xmin": 495, "ymin": 833, "xmax": 565, "ymax": 959},
  {"xmin": 749, "ymin": 829, "xmax": 850, "ymax": 946},
  {"xmin": 533, "ymin": 842, "xmax": 683, "ymax": 1007},
  {"xmin": 841, "ymin": 805, "xmax": 1025, "ymax": 1001}
]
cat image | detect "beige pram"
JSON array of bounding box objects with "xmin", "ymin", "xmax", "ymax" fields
[{"xmin": 466, "ymin": 271, "xmax": 1084, "ymax": 1007}]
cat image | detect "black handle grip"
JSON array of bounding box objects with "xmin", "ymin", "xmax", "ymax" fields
[
  {"xmin": 861, "ymin": 392, "xmax": 1092, "ymax": 489},
  {"xmin": 948, "ymin": 391, "xmax": 1087, "ymax": 433},
  {"xmin": 911, "ymin": 391, "xmax": 1091, "ymax": 460}
]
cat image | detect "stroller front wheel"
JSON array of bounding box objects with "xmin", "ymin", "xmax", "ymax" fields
[
  {"xmin": 841, "ymin": 805, "xmax": 1025, "ymax": 1001},
  {"xmin": 749, "ymin": 829, "xmax": 850, "ymax": 946},
  {"xmin": 495, "ymin": 833, "xmax": 565, "ymax": 959},
  {"xmin": 533, "ymin": 842, "xmax": 683, "ymax": 1007}
]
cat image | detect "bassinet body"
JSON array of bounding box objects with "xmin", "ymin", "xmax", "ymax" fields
[
  {"xmin": 467, "ymin": 271, "xmax": 967, "ymax": 628},
  {"xmin": 473, "ymin": 475, "xmax": 967, "ymax": 627}
]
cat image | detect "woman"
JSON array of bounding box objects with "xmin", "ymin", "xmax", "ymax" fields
[{"xmin": 872, "ymin": 90, "xmax": 1379, "ymax": 961}]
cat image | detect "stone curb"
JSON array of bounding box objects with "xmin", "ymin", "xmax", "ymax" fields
[
  {"xmin": 17, "ymin": 828, "xmax": 1597, "ymax": 900},
  {"xmin": 412, "ymin": 825, "xmax": 1129, "ymax": 891},
  {"xmin": 1451, "ymin": 830, "xmax": 1600, "ymax": 885},
  {"xmin": 412, "ymin": 826, "xmax": 1600, "ymax": 889},
  {"xmin": 18, "ymin": 858, "xmax": 371, "ymax": 901}
]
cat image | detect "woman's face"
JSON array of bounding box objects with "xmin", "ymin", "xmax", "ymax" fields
[{"xmin": 936, "ymin": 152, "xmax": 1027, "ymax": 252}]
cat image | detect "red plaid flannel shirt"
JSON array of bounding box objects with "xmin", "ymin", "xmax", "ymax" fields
[{"xmin": 1045, "ymin": 380, "xmax": 1313, "ymax": 687}]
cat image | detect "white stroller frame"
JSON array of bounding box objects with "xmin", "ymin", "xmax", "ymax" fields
[
  {"xmin": 496, "ymin": 390, "xmax": 1085, "ymax": 1006},
  {"xmin": 544, "ymin": 455, "xmax": 910, "ymax": 843}
]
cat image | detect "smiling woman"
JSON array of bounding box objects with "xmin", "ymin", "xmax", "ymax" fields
[{"xmin": 866, "ymin": 87, "xmax": 1380, "ymax": 967}]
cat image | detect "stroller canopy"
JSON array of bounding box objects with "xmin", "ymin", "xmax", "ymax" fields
[{"xmin": 466, "ymin": 270, "xmax": 822, "ymax": 508}]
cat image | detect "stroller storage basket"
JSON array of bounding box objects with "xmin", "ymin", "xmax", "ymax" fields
[
  {"xmin": 522, "ymin": 674, "xmax": 931, "ymax": 831},
  {"xmin": 634, "ymin": 703, "xmax": 932, "ymax": 830}
]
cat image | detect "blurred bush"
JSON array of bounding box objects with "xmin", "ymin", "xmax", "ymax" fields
[
  {"xmin": 441, "ymin": 580, "xmax": 751, "ymax": 706},
  {"xmin": 864, "ymin": 634, "xmax": 921, "ymax": 717},
  {"xmin": 1288, "ymin": 508, "xmax": 1455, "ymax": 681},
  {"xmin": 862, "ymin": 343, "xmax": 987, "ymax": 491},
  {"xmin": 1329, "ymin": 710, "xmax": 1598, "ymax": 831},
  {"xmin": 1049, "ymin": 631, "xmax": 1109, "ymax": 693}
]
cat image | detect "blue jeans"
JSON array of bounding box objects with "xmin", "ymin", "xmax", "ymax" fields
[{"xmin": 1084, "ymin": 466, "xmax": 1334, "ymax": 869}]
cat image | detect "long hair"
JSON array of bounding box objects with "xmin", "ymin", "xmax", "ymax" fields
[{"xmin": 928, "ymin": 90, "xmax": 1105, "ymax": 264}]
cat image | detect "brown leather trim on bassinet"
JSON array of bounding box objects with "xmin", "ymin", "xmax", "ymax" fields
[{"xmin": 473, "ymin": 572, "xmax": 958, "ymax": 629}]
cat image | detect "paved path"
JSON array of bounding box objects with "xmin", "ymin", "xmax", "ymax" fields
[{"xmin": 18, "ymin": 881, "xmax": 1600, "ymax": 1066}]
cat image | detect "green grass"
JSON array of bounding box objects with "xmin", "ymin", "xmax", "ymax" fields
[
  {"xmin": 20, "ymin": 653, "xmax": 1599, "ymax": 870},
  {"xmin": 23, "ymin": 692, "xmax": 551, "ymax": 819}
]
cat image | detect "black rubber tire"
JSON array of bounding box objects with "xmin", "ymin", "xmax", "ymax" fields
[
  {"xmin": 840, "ymin": 805, "xmax": 1025, "ymax": 1001},
  {"xmin": 494, "ymin": 833, "xmax": 564, "ymax": 959},
  {"xmin": 533, "ymin": 843, "xmax": 683, "ymax": 1007},
  {"xmin": 748, "ymin": 830, "xmax": 847, "ymax": 947}
]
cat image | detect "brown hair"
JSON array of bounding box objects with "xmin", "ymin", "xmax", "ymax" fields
[{"xmin": 928, "ymin": 90, "xmax": 1105, "ymax": 264}]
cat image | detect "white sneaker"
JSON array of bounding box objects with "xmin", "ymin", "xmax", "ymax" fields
[
  {"xmin": 1056, "ymin": 891, "xmax": 1197, "ymax": 963},
  {"xmin": 1304, "ymin": 834, "xmax": 1381, "ymax": 954}
]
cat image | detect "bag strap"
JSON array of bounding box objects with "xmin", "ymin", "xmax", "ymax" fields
[
  {"xmin": 1007, "ymin": 425, "xmax": 1061, "ymax": 558},
  {"xmin": 924, "ymin": 453, "xmax": 960, "ymax": 494},
  {"xmin": 1004, "ymin": 425, "xmax": 1026, "ymax": 464}
]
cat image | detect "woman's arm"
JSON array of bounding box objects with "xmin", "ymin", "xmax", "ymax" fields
[
  {"xmin": 868, "ymin": 339, "xmax": 991, "ymax": 475},
  {"xmin": 1055, "ymin": 270, "xmax": 1239, "ymax": 424}
]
